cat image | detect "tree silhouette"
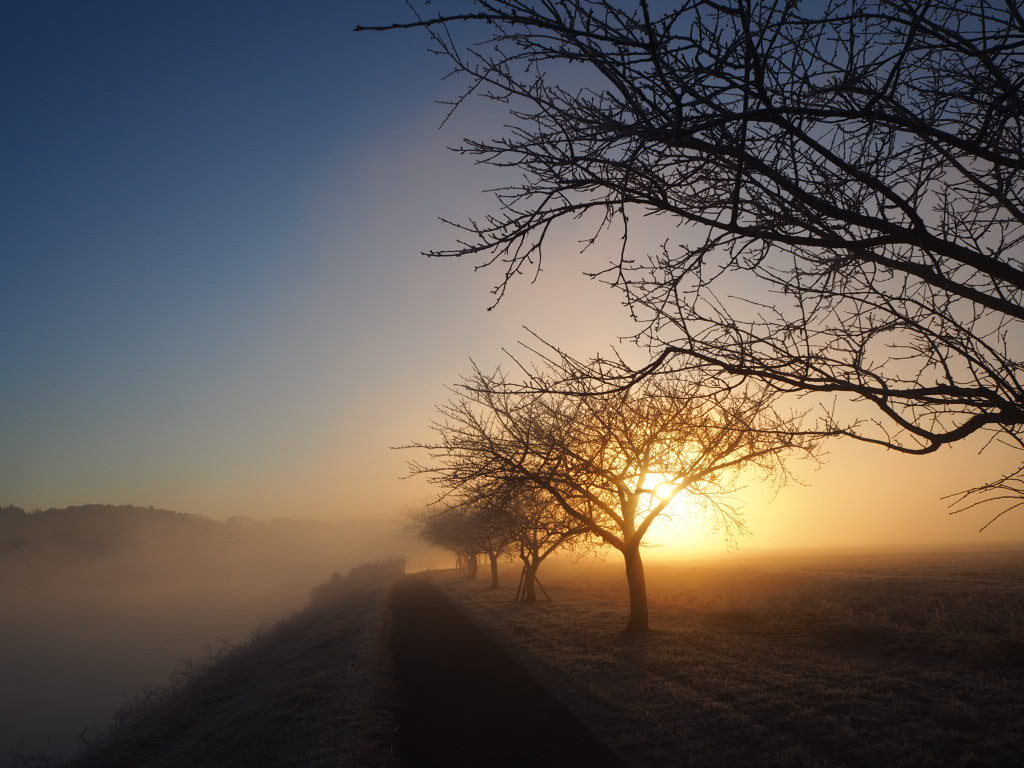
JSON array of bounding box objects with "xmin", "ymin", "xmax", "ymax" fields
[
  {"xmin": 408, "ymin": 363, "xmax": 817, "ymax": 631},
  {"xmin": 462, "ymin": 491, "xmax": 520, "ymax": 588},
  {"xmin": 364, "ymin": 0, "xmax": 1024, "ymax": 523},
  {"xmin": 412, "ymin": 505, "xmax": 487, "ymax": 579},
  {"xmin": 490, "ymin": 478, "xmax": 590, "ymax": 602}
]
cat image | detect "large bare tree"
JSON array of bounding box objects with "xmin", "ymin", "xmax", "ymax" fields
[
  {"xmin": 363, "ymin": 0, "xmax": 1024, "ymax": 524},
  {"xmin": 407, "ymin": 364, "xmax": 817, "ymax": 631}
]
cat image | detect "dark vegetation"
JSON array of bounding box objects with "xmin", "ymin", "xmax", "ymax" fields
[{"xmin": 0, "ymin": 505, "xmax": 382, "ymax": 576}]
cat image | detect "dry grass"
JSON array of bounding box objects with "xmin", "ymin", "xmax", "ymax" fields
[{"xmin": 440, "ymin": 549, "xmax": 1024, "ymax": 768}]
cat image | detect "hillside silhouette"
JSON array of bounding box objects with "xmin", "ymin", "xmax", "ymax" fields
[{"xmin": 0, "ymin": 505, "xmax": 395, "ymax": 578}]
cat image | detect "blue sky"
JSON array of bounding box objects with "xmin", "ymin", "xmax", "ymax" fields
[
  {"xmin": 2, "ymin": 1, "xmax": 1019, "ymax": 549},
  {"xmin": 0, "ymin": 0, "xmax": 631, "ymax": 519},
  {"xmin": 2, "ymin": 2, "xmax": 429, "ymax": 512}
]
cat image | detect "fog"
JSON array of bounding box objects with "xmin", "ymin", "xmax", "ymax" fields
[{"xmin": 0, "ymin": 505, "xmax": 424, "ymax": 765}]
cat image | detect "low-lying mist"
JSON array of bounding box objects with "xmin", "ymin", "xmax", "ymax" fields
[{"xmin": 0, "ymin": 504, "xmax": 416, "ymax": 765}]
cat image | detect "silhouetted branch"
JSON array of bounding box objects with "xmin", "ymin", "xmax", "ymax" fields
[{"xmin": 371, "ymin": 0, "xmax": 1024, "ymax": 522}]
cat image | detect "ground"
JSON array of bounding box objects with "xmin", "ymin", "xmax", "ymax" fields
[
  {"xmin": 440, "ymin": 550, "xmax": 1024, "ymax": 767},
  {"xmin": 41, "ymin": 549, "xmax": 1024, "ymax": 768},
  {"xmin": 390, "ymin": 574, "xmax": 624, "ymax": 766}
]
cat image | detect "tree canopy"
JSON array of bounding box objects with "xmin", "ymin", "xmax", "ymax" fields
[{"xmin": 365, "ymin": 0, "xmax": 1024, "ymax": 524}]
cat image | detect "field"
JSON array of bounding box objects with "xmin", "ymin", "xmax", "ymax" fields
[
  {"xmin": 440, "ymin": 549, "xmax": 1024, "ymax": 768},
  {"xmin": 11, "ymin": 548, "xmax": 1023, "ymax": 767}
]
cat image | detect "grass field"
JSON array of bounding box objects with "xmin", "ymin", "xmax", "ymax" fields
[{"xmin": 440, "ymin": 549, "xmax": 1024, "ymax": 768}]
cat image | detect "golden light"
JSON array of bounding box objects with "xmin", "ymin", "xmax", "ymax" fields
[
  {"xmin": 639, "ymin": 473, "xmax": 707, "ymax": 550},
  {"xmin": 644, "ymin": 473, "xmax": 692, "ymax": 512}
]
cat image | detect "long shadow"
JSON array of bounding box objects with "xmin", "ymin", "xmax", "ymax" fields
[{"xmin": 390, "ymin": 575, "xmax": 626, "ymax": 767}]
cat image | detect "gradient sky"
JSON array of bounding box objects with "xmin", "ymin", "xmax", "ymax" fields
[{"xmin": 3, "ymin": 1, "xmax": 1022, "ymax": 550}]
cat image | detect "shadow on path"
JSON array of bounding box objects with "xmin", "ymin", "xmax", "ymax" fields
[{"xmin": 390, "ymin": 574, "xmax": 626, "ymax": 767}]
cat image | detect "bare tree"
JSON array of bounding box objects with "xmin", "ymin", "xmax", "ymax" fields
[
  {"xmin": 475, "ymin": 503, "xmax": 517, "ymax": 589},
  {"xmin": 413, "ymin": 479, "xmax": 585, "ymax": 592},
  {"xmin": 411, "ymin": 505, "xmax": 484, "ymax": 578},
  {"xmin": 412, "ymin": 490, "xmax": 521, "ymax": 585},
  {"xmin": 489, "ymin": 478, "xmax": 590, "ymax": 602},
  {"xmin": 462, "ymin": 488, "xmax": 520, "ymax": 588},
  {"xmin": 363, "ymin": 0, "xmax": 1024, "ymax": 523},
  {"xmin": 407, "ymin": 364, "xmax": 817, "ymax": 631}
]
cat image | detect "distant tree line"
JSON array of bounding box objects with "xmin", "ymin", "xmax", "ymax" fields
[{"xmin": 0, "ymin": 505, "xmax": 394, "ymax": 585}]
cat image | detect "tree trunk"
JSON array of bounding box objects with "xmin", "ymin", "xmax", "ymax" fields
[
  {"xmin": 466, "ymin": 553, "xmax": 479, "ymax": 580},
  {"xmin": 623, "ymin": 544, "xmax": 649, "ymax": 633},
  {"xmin": 488, "ymin": 552, "xmax": 499, "ymax": 589},
  {"xmin": 521, "ymin": 562, "xmax": 538, "ymax": 603}
]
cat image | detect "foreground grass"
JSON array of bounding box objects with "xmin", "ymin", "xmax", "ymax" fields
[{"xmin": 440, "ymin": 550, "xmax": 1024, "ymax": 768}]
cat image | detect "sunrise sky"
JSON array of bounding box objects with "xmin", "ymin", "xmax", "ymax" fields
[{"xmin": 3, "ymin": 0, "xmax": 1022, "ymax": 552}]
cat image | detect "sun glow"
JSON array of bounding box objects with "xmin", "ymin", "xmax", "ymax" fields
[
  {"xmin": 639, "ymin": 473, "xmax": 709, "ymax": 550},
  {"xmin": 644, "ymin": 473, "xmax": 694, "ymax": 512}
]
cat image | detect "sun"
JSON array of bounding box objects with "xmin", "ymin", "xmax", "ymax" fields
[
  {"xmin": 644, "ymin": 472, "xmax": 694, "ymax": 513},
  {"xmin": 639, "ymin": 472, "xmax": 708, "ymax": 549}
]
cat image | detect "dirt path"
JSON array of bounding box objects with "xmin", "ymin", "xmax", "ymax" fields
[{"xmin": 389, "ymin": 574, "xmax": 626, "ymax": 767}]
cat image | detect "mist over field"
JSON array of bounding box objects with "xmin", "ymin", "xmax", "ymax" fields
[{"xmin": 0, "ymin": 505, "xmax": 420, "ymax": 764}]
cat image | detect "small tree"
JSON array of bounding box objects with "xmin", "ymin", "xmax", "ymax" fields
[
  {"xmin": 462, "ymin": 489, "xmax": 519, "ymax": 588},
  {"xmin": 490, "ymin": 478, "xmax": 590, "ymax": 602},
  {"xmin": 475, "ymin": 505, "xmax": 514, "ymax": 589},
  {"xmin": 409, "ymin": 363, "xmax": 818, "ymax": 631},
  {"xmin": 412, "ymin": 493, "xmax": 519, "ymax": 585},
  {"xmin": 412, "ymin": 506, "xmax": 482, "ymax": 578}
]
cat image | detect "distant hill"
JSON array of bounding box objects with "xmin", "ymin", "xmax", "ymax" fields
[
  {"xmin": 0, "ymin": 504, "xmax": 211, "ymax": 562},
  {"xmin": 0, "ymin": 504, "xmax": 403, "ymax": 582}
]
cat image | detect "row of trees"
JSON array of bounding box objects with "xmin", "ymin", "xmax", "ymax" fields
[
  {"xmin": 413, "ymin": 479, "xmax": 587, "ymax": 602},
  {"xmin": 407, "ymin": 362, "xmax": 818, "ymax": 631},
  {"xmin": 365, "ymin": 0, "xmax": 1022, "ymax": 631}
]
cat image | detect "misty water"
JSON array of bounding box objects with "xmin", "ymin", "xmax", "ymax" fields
[{"xmin": 0, "ymin": 506, "xmax": 412, "ymax": 765}]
